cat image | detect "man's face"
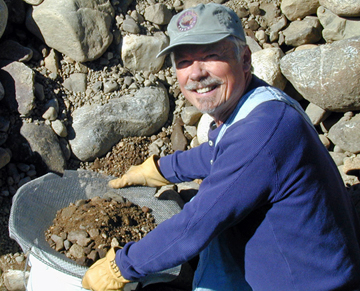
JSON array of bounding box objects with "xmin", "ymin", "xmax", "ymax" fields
[{"xmin": 174, "ymin": 39, "xmax": 251, "ymax": 123}]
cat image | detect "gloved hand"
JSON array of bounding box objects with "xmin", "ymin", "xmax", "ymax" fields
[
  {"xmin": 82, "ymin": 247, "xmax": 130, "ymax": 291},
  {"xmin": 108, "ymin": 155, "xmax": 170, "ymax": 188}
]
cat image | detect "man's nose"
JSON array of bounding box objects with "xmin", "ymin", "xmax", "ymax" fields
[{"xmin": 189, "ymin": 61, "xmax": 208, "ymax": 81}]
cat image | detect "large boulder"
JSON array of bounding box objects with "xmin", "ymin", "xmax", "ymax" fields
[
  {"xmin": 25, "ymin": 0, "xmax": 114, "ymax": 62},
  {"xmin": 317, "ymin": 6, "xmax": 360, "ymax": 43},
  {"xmin": 280, "ymin": 37, "xmax": 360, "ymax": 111},
  {"xmin": 68, "ymin": 85, "xmax": 170, "ymax": 161},
  {"xmin": 319, "ymin": 0, "xmax": 360, "ymax": 17}
]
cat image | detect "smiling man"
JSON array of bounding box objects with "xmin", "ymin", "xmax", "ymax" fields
[{"xmin": 82, "ymin": 3, "xmax": 360, "ymax": 291}]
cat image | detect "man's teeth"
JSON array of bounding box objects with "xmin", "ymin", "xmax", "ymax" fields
[{"xmin": 196, "ymin": 86, "xmax": 214, "ymax": 93}]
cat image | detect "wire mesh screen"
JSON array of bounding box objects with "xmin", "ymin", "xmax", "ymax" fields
[{"xmin": 9, "ymin": 170, "xmax": 182, "ymax": 285}]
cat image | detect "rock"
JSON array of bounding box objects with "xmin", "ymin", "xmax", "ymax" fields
[
  {"xmin": 246, "ymin": 36, "xmax": 262, "ymax": 53},
  {"xmin": 0, "ymin": 40, "xmax": 33, "ymax": 62},
  {"xmin": 343, "ymin": 155, "xmax": 360, "ymax": 174},
  {"xmin": 252, "ymin": 47, "xmax": 287, "ymax": 90},
  {"xmin": 44, "ymin": 49, "xmax": 59, "ymax": 75},
  {"xmin": 25, "ymin": 0, "xmax": 114, "ymax": 62},
  {"xmin": 0, "ymin": 0, "xmax": 7, "ymax": 39},
  {"xmin": 330, "ymin": 151, "xmax": 347, "ymax": 166},
  {"xmin": 197, "ymin": 114, "xmax": 213, "ymax": 144},
  {"xmin": 305, "ymin": 102, "xmax": 330, "ymax": 126},
  {"xmin": 259, "ymin": 2, "xmax": 281, "ymax": 27},
  {"xmin": 3, "ymin": 269, "xmax": 29, "ymax": 291},
  {"xmin": 319, "ymin": 0, "xmax": 360, "ymax": 17},
  {"xmin": 0, "ymin": 61, "xmax": 35, "ymax": 116},
  {"xmin": 281, "ymin": 0, "xmax": 320, "ymax": 21},
  {"xmin": 280, "ymin": 37, "xmax": 360, "ymax": 111},
  {"xmin": 122, "ymin": 16, "xmax": 140, "ymax": 34},
  {"xmin": 317, "ymin": 6, "xmax": 360, "ymax": 43},
  {"xmin": 0, "ymin": 147, "xmax": 11, "ymax": 169},
  {"xmin": 181, "ymin": 106, "xmax": 202, "ymax": 126},
  {"xmin": 328, "ymin": 113, "xmax": 360, "ymax": 154},
  {"xmin": 121, "ymin": 33, "xmax": 169, "ymax": 73},
  {"xmin": 171, "ymin": 118, "xmax": 187, "ymax": 151},
  {"xmin": 63, "ymin": 73, "xmax": 87, "ymax": 93},
  {"xmin": 20, "ymin": 122, "xmax": 66, "ymax": 174},
  {"xmin": 283, "ymin": 16, "xmax": 323, "ymax": 46},
  {"xmin": 68, "ymin": 85, "xmax": 169, "ymax": 161},
  {"xmin": 144, "ymin": 4, "xmax": 173, "ymax": 25},
  {"xmin": 51, "ymin": 120, "xmax": 68, "ymax": 137},
  {"xmin": 103, "ymin": 80, "xmax": 119, "ymax": 93}
]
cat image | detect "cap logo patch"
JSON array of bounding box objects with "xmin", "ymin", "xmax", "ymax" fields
[{"xmin": 177, "ymin": 10, "xmax": 197, "ymax": 32}]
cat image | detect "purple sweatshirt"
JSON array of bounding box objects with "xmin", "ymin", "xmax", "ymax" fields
[{"xmin": 116, "ymin": 77, "xmax": 360, "ymax": 290}]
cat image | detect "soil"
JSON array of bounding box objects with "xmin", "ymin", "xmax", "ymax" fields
[{"xmin": 45, "ymin": 196, "xmax": 157, "ymax": 267}]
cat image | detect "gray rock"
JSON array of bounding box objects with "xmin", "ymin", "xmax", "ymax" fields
[
  {"xmin": 283, "ymin": 16, "xmax": 323, "ymax": 46},
  {"xmin": 51, "ymin": 120, "xmax": 68, "ymax": 137},
  {"xmin": 69, "ymin": 244, "xmax": 85, "ymax": 259},
  {"xmin": 0, "ymin": 0, "xmax": 7, "ymax": 39},
  {"xmin": 280, "ymin": 37, "xmax": 360, "ymax": 111},
  {"xmin": 305, "ymin": 102, "xmax": 330, "ymax": 125},
  {"xmin": 44, "ymin": 49, "xmax": 59, "ymax": 75},
  {"xmin": 3, "ymin": 269, "xmax": 29, "ymax": 291},
  {"xmin": 42, "ymin": 107, "xmax": 58, "ymax": 121},
  {"xmin": 328, "ymin": 113, "xmax": 360, "ymax": 153},
  {"xmin": 0, "ymin": 147, "xmax": 11, "ymax": 169},
  {"xmin": 121, "ymin": 33, "xmax": 169, "ymax": 73},
  {"xmin": 20, "ymin": 122, "xmax": 66, "ymax": 174},
  {"xmin": 171, "ymin": 118, "xmax": 187, "ymax": 151},
  {"xmin": 0, "ymin": 61, "xmax": 35, "ymax": 116},
  {"xmin": 246, "ymin": 36, "xmax": 262, "ymax": 53},
  {"xmin": 317, "ymin": 6, "xmax": 360, "ymax": 43},
  {"xmin": 319, "ymin": 0, "xmax": 360, "ymax": 17},
  {"xmin": 252, "ymin": 47, "xmax": 287, "ymax": 90},
  {"xmin": 281, "ymin": 0, "xmax": 320, "ymax": 21},
  {"xmin": 0, "ymin": 40, "xmax": 33, "ymax": 62},
  {"xmin": 144, "ymin": 4, "xmax": 173, "ymax": 25},
  {"xmin": 181, "ymin": 106, "xmax": 202, "ymax": 126},
  {"xmin": 122, "ymin": 16, "xmax": 140, "ymax": 34},
  {"xmin": 68, "ymin": 85, "xmax": 169, "ymax": 161},
  {"xmin": 103, "ymin": 80, "xmax": 119, "ymax": 93},
  {"xmin": 63, "ymin": 73, "xmax": 87, "ymax": 93},
  {"xmin": 25, "ymin": 0, "xmax": 114, "ymax": 62}
]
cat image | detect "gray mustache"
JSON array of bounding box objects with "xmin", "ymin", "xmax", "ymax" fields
[{"xmin": 184, "ymin": 77, "xmax": 224, "ymax": 90}]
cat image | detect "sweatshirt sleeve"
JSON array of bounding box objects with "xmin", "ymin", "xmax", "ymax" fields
[{"xmin": 159, "ymin": 141, "xmax": 213, "ymax": 183}]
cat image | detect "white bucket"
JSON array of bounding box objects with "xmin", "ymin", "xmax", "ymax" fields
[{"xmin": 26, "ymin": 253, "xmax": 138, "ymax": 291}]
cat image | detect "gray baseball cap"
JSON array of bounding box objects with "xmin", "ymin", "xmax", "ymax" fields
[{"xmin": 156, "ymin": 3, "xmax": 246, "ymax": 58}]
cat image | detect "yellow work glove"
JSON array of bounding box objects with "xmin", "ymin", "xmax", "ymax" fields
[
  {"xmin": 108, "ymin": 155, "xmax": 170, "ymax": 188},
  {"xmin": 82, "ymin": 247, "xmax": 130, "ymax": 291}
]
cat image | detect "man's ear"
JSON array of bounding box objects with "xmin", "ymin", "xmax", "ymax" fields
[{"xmin": 242, "ymin": 46, "xmax": 252, "ymax": 72}]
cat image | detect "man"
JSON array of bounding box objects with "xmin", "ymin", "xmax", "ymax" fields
[{"xmin": 82, "ymin": 3, "xmax": 360, "ymax": 290}]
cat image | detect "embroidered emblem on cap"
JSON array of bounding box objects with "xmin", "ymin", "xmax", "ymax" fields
[{"xmin": 177, "ymin": 10, "xmax": 197, "ymax": 32}]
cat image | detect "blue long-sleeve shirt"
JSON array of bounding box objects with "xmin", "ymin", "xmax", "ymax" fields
[{"xmin": 117, "ymin": 77, "xmax": 360, "ymax": 290}]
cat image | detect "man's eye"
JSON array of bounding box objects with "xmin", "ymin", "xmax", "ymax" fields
[
  {"xmin": 205, "ymin": 54, "xmax": 218, "ymax": 60},
  {"xmin": 176, "ymin": 60, "xmax": 191, "ymax": 68}
]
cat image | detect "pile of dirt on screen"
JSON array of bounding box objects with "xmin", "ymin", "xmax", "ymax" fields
[{"xmin": 45, "ymin": 196, "xmax": 157, "ymax": 267}]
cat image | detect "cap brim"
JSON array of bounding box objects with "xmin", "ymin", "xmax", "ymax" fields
[{"xmin": 156, "ymin": 33, "xmax": 230, "ymax": 58}]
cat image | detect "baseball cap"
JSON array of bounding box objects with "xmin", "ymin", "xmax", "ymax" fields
[{"xmin": 156, "ymin": 3, "xmax": 246, "ymax": 58}]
